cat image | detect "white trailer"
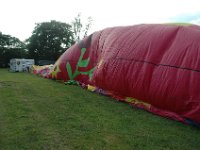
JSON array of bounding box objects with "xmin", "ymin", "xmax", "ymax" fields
[{"xmin": 9, "ymin": 59, "xmax": 35, "ymax": 72}]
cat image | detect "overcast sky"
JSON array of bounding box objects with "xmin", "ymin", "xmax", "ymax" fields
[{"xmin": 0, "ymin": 0, "xmax": 200, "ymax": 41}]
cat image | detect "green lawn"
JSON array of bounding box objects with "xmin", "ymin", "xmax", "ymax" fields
[{"xmin": 0, "ymin": 68, "xmax": 199, "ymax": 150}]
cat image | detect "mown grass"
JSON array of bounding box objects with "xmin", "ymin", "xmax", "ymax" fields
[{"xmin": 0, "ymin": 68, "xmax": 199, "ymax": 150}]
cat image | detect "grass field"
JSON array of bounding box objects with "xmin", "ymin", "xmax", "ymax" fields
[{"xmin": 0, "ymin": 68, "xmax": 200, "ymax": 150}]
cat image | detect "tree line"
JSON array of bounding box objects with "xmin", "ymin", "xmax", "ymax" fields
[{"xmin": 0, "ymin": 14, "xmax": 92, "ymax": 67}]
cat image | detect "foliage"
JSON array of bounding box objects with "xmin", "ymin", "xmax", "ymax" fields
[
  {"xmin": 0, "ymin": 16, "xmax": 92, "ymax": 67},
  {"xmin": 71, "ymin": 13, "xmax": 93, "ymax": 42},
  {"xmin": 1, "ymin": 68, "xmax": 200, "ymax": 150},
  {"xmin": 83, "ymin": 16, "xmax": 92, "ymax": 38},
  {"xmin": 0, "ymin": 32, "xmax": 27, "ymax": 67},
  {"xmin": 26, "ymin": 20, "xmax": 75, "ymax": 62}
]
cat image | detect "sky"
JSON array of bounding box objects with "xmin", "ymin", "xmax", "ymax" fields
[{"xmin": 0, "ymin": 0, "xmax": 200, "ymax": 41}]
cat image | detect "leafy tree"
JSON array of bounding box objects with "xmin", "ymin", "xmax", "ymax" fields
[
  {"xmin": 71, "ymin": 13, "xmax": 93, "ymax": 42},
  {"xmin": 83, "ymin": 16, "xmax": 92, "ymax": 38},
  {"xmin": 71, "ymin": 13, "xmax": 82, "ymax": 42},
  {"xmin": 26, "ymin": 20, "xmax": 75, "ymax": 62},
  {"xmin": 0, "ymin": 32, "xmax": 26, "ymax": 67}
]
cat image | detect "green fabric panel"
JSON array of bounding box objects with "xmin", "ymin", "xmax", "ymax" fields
[{"xmin": 66, "ymin": 62, "xmax": 73, "ymax": 80}]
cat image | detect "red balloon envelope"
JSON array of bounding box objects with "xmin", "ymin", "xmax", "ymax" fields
[{"xmin": 33, "ymin": 24, "xmax": 200, "ymax": 127}]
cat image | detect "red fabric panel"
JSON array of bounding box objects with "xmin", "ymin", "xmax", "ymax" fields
[
  {"xmin": 34, "ymin": 24, "xmax": 200, "ymax": 125},
  {"xmin": 92, "ymin": 24, "xmax": 200, "ymax": 124}
]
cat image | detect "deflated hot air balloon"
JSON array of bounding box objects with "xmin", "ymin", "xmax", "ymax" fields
[{"xmin": 32, "ymin": 24, "xmax": 200, "ymax": 127}]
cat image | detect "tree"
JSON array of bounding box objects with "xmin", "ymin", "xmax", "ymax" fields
[
  {"xmin": 0, "ymin": 32, "xmax": 26, "ymax": 67},
  {"xmin": 83, "ymin": 16, "xmax": 93, "ymax": 38},
  {"xmin": 71, "ymin": 13, "xmax": 93, "ymax": 42},
  {"xmin": 26, "ymin": 20, "xmax": 75, "ymax": 62}
]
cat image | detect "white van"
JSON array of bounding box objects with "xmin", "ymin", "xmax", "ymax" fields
[{"xmin": 9, "ymin": 59, "xmax": 35, "ymax": 72}]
